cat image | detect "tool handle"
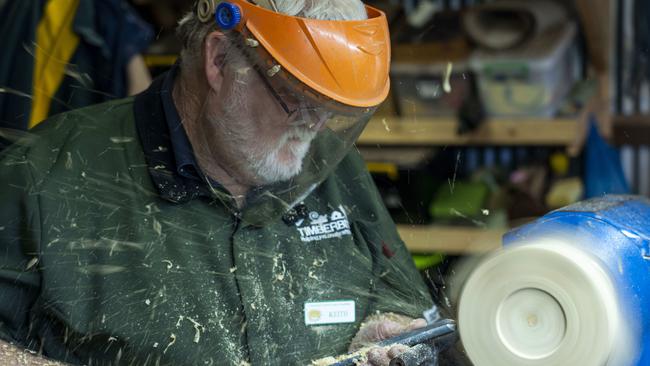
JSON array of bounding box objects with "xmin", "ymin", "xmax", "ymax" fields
[
  {"xmin": 328, "ymin": 319, "xmax": 456, "ymax": 366},
  {"xmin": 377, "ymin": 319, "xmax": 456, "ymax": 347}
]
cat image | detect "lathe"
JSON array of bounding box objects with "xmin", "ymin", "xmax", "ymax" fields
[
  {"xmin": 459, "ymin": 195, "xmax": 650, "ymax": 365},
  {"xmin": 323, "ymin": 195, "xmax": 649, "ymax": 366}
]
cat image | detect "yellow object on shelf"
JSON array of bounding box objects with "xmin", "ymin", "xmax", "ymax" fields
[
  {"xmin": 398, "ymin": 225, "xmax": 504, "ymax": 254},
  {"xmin": 366, "ymin": 162, "xmax": 399, "ymax": 180},
  {"xmin": 550, "ymin": 152, "xmax": 570, "ymax": 176},
  {"xmin": 546, "ymin": 177, "xmax": 584, "ymax": 209}
]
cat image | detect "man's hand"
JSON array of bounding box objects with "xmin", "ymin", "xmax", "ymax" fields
[{"xmin": 349, "ymin": 313, "xmax": 427, "ymax": 366}]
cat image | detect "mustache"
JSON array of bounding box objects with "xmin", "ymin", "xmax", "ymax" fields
[{"xmin": 285, "ymin": 127, "xmax": 318, "ymax": 142}]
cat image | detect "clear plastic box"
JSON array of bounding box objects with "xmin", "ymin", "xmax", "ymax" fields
[
  {"xmin": 391, "ymin": 61, "xmax": 472, "ymax": 117},
  {"xmin": 470, "ymin": 23, "xmax": 578, "ymax": 118}
]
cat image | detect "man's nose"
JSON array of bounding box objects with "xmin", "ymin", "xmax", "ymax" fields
[{"xmin": 311, "ymin": 112, "xmax": 330, "ymax": 131}]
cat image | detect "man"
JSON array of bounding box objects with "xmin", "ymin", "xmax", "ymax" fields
[{"xmin": 0, "ymin": 0, "xmax": 436, "ymax": 365}]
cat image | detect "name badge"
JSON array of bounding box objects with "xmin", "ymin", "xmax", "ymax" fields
[{"xmin": 304, "ymin": 301, "xmax": 356, "ymax": 326}]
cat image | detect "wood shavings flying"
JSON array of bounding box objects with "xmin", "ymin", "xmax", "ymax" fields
[
  {"xmin": 443, "ymin": 62, "xmax": 453, "ymax": 94},
  {"xmin": 382, "ymin": 118, "xmax": 391, "ymax": 132},
  {"xmin": 310, "ymin": 346, "xmax": 392, "ymax": 366},
  {"xmin": 176, "ymin": 315, "xmax": 205, "ymax": 343},
  {"xmin": 163, "ymin": 333, "xmax": 176, "ymax": 354}
]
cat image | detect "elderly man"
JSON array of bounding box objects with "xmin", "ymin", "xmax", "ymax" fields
[{"xmin": 0, "ymin": 0, "xmax": 436, "ymax": 365}]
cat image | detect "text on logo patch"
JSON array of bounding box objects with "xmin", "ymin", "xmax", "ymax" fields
[{"xmin": 295, "ymin": 205, "xmax": 352, "ymax": 243}]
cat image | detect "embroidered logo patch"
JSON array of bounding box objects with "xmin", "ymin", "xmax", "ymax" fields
[{"xmin": 295, "ymin": 205, "xmax": 352, "ymax": 243}]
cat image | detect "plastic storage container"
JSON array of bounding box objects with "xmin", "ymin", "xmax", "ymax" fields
[
  {"xmin": 391, "ymin": 61, "xmax": 472, "ymax": 117},
  {"xmin": 470, "ymin": 23, "xmax": 578, "ymax": 118}
]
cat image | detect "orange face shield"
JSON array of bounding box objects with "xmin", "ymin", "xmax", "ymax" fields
[
  {"xmin": 189, "ymin": 1, "xmax": 390, "ymax": 219},
  {"xmin": 195, "ymin": 0, "xmax": 391, "ymax": 108}
]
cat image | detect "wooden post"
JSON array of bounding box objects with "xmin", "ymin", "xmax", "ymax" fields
[
  {"xmin": 574, "ymin": 0, "xmax": 614, "ymax": 138},
  {"xmin": 575, "ymin": 0, "xmax": 612, "ymax": 73}
]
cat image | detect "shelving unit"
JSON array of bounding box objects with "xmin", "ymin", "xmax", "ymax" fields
[{"xmin": 359, "ymin": 115, "xmax": 581, "ymax": 254}]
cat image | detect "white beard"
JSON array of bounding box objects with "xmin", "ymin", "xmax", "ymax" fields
[
  {"xmin": 207, "ymin": 68, "xmax": 319, "ymax": 186},
  {"xmin": 248, "ymin": 127, "xmax": 317, "ymax": 184}
]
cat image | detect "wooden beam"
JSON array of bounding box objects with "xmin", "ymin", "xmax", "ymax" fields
[
  {"xmin": 398, "ymin": 225, "xmax": 504, "ymax": 254},
  {"xmin": 574, "ymin": 0, "xmax": 612, "ymax": 72},
  {"xmin": 359, "ymin": 116, "xmax": 579, "ymax": 146},
  {"xmin": 574, "ymin": 1, "xmax": 614, "ymax": 139}
]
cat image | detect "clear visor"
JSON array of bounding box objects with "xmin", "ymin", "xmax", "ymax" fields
[
  {"xmin": 212, "ymin": 33, "xmax": 379, "ymax": 225},
  {"xmin": 254, "ymin": 66, "xmax": 334, "ymax": 132}
]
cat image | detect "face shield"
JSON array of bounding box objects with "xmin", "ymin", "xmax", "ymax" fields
[{"xmin": 195, "ymin": 0, "xmax": 391, "ymax": 224}]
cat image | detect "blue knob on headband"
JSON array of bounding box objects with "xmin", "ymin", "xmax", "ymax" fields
[{"xmin": 215, "ymin": 3, "xmax": 242, "ymax": 30}]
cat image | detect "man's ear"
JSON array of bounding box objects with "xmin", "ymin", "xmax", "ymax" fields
[{"xmin": 204, "ymin": 31, "xmax": 227, "ymax": 92}]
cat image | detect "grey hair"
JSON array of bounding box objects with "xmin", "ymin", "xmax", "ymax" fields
[
  {"xmin": 272, "ymin": 0, "xmax": 367, "ymax": 20},
  {"xmin": 176, "ymin": 0, "xmax": 368, "ymax": 69}
]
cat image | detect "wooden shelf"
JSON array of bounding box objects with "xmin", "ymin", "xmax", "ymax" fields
[
  {"xmin": 398, "ymin": 225, "xmax": 505, "ymax": 254},
  {"xmin": 359, "ymin": 116, "xmax": 579, "ymax": 146}
]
